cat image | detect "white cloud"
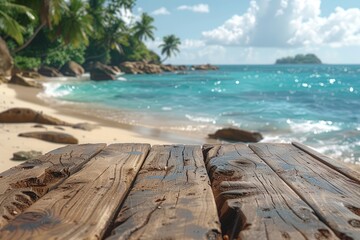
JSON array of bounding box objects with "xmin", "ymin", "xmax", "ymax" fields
[
  {"xmin": 178, "ymin": 4, "xmax": 209, "ymax": 13},
  {"xmin": 152, "ymin": 7, "xmax": 170, "ymax": 16},
  {"xmin": 180, "ymin": 39, "xmax": 206, "ymax": 49},
  {"xmin": 202, "ymin": 0, "xmax": 360, "ymax": 48},
  {"xmin": 118, "ymin": 8, "xmax": 138, "ymax": 26}
]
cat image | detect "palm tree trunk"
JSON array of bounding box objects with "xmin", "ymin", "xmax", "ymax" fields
[
  {"xmin": 161, "ymin": 56, "xmax": 168, "ymax": 64},
  {"xmin": 13, "ymin": 22, "xmax": 46, "ymax": 53}
]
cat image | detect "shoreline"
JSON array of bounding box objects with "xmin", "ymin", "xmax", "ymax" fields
[
  {"xmin": 0, "ymin": 82, "xmax": 205, "ymax": 172},
  {"xmin": 1, "ymin": 76, "xmax": 359, "ymax": 172},
  {"xmin": 13, "ymin": 83, "xmax": 207, "ymax": 144}
]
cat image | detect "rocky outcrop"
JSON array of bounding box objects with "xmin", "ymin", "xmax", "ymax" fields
[
  {"xmin": 209, "ymin": 128, "xmax": 263, "ymax": 143},
  {"xmin": 119, "ymin": 61, "xmax": 162, "ymax": 74},
  {"xmin": 0, "ymin": 108, "xmax": 72, "ymax": 126},
  {"xmin": 119, "ymin": 62, "xmax": 191, "ymax": 74},
  {"xmin": 89, "ymin": 62, "xmax": 122, "ymax": 81},
  {"xmin": 191, "ymin": 64, "xmax": 219, "ymax": 71},
  {"xmin": 160, "ymin": 64, "xmax": 175, "ymax": 72},
  {"xmin": 0, "ymin": 38, "xmax": 13, "ymax": 76},
  {"xmin": 173, "ymin": 65, "xmax": 188, "ymax": 71},
  {"xmin": 19, "ymin": 131, "xmax": 78, "ymax": 144},
  {"xmin": 60, "ymin": 61, "xmax": 85, "ymax": 77},
  {"xmin": 12, "ymin": 150, "xmax": 42, "ymax": 161},
  {"xmin": 119, "ymin": 61, "xmax": 142, "ymax": 74},
  {"xmin": 38, "ymin": 66, "xmax": 63, "ymax": 77},
  {"xmin": 9, "ymin": 74, "xmax": 42, "ymax": 88}
]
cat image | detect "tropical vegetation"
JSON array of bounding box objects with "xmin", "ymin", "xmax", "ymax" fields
[
  {"xmin": 0, "ymin": 0, "xmax": 181, "ymax": 70},
  {"xmin": 275, "ymin": 54, "xmax": 322, "ymax": 64}
]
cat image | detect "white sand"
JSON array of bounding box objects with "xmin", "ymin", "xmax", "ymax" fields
[{"xmin": 0, "ymin": 84, "xmax": 172, "ymax": 172}]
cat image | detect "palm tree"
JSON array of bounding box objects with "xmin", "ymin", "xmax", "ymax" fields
[
  {"xmin": 159, "ymin": 35, "xmax": 181, "ymax": 62},
  {"xmin": 0, "ymin": 0, "xmax": 35, "ymax": 45},
  {"xmin": 133, "ymin": 13, "xmax": 156, "ymax": 41},
  {"xmin": 57, "ymin": 0, "xmax": 93, "ymax": 48},
  {"xmin": 14, "ymin": 0, "xmax": 67, "ymax": 52}
]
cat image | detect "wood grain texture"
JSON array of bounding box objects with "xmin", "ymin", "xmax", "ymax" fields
[
  {"xmin": 0, "ymin": 143, "xmax": 105, "ymax": 228},
  {"xmin": 107, "ymin": 145, "xmax": 221, "ymax": 240},
  {"xmin": 250, "ymin": 143, "xmax": 360, "ymax": 240},
  {"xmin": 203, "ymin": 144, "xmax": 336, "ymax": 240},
  {"xmin": 0, "ymin": 143, "xmax": 150, "ymax": 240},
  {"xmin": 293, "ymin": 142, "xmax": 360, "ymax": 184}
]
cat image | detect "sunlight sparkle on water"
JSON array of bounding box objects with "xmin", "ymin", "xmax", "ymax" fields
[{"xmin": 329, "ymin": 79, "xmax": 336, "ymax": 84}]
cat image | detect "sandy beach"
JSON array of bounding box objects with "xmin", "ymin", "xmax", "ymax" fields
[{"xmin": 0, "ymin": 83, "xmax": 180, "ymax": 172}]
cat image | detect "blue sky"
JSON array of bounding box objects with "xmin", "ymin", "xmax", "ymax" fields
[{"xmin": 133, "ymin": 0, "xmax": 360, "ymax": 64}]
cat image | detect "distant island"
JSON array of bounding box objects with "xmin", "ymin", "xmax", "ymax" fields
[{"xmin": 275, "ymin": 54, "xmax": 322, "ymax": 64}]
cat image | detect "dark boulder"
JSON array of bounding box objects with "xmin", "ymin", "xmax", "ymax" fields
[
  {"xmin": 209, "ymin": 128, "xmax": 263, "ymax": 143},
  {"xmin": 0, "ymin": 108, "xmax": 72, "ymax": 126},
  {"xmin": 60, "ymin": 61, "xmax": 85, "ymax": 77},
  {"xmin": 89, "ymin": 62, "xmax": 120, "ymax": 80},
  {"xmin": 19, "ymin": 131, "xmax": 79, "ymax": 144},
  {"xmin": 38, "ymin": 66, "xmax": 63, "ymax": 77}
]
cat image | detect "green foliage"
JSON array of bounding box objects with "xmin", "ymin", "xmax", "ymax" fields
[
  {"xmin": 14, "ymin": 55, "xmax": 41, "ymax": 70},
  {"xmin": 44, "ymin": 44, "xmax": 86, "ymax": 68},
  {"xmin": 2, "ymin": 0, "xmax": 174, "ymax": 70},
  {"xmin": 133, "ymin": 13, "xmax": 156, "ymax": 41},
  {"xmin": 0, "ymin": 0, "xmax": 35, "ymax": 44},
  {"xmin": 275, "ymin": 54, "xmax": 322, "ymax": 64},
  {"xmin": 111, "ymin": 36, "xmax": 160, "ymax": 64},
  {"xmin": 57, "ymin": 0, "xmax": 93, "ymax": 47},
  {"xmin": 85, "ymin": 40, "xmax": 111, "ymax": 64}
]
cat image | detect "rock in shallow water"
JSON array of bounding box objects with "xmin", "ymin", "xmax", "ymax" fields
[{"xmin": 208, "ymin": 128, "xmax": 263, "ymax": 143}]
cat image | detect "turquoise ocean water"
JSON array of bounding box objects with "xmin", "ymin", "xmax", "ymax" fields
[{"xmin": 43, "ymin": 65, "xmax": 360, "ymax": 164}]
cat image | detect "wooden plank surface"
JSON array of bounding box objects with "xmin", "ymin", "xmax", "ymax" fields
[
  {"xmin": 204, "ymin": 144, "xmax": 336, "ymax": 240},
  {"xmin": 250, "ymin": 143, "xmax": 360, "ymax": 240},
  {"xmin": 107, "ymin": 145, "xmax": 221, "ymax": 240},
  {"xmin": 0, "ymin": 143, "xmax": 105, "ymax": 228},
  {"xmin": 0, "ymin": 143, "xmax": 150, "ymax": 240},
  {"xmin": 293, "ymin": 142, "xmax": 360, "ymax": 184}
]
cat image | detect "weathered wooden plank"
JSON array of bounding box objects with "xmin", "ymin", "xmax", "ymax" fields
[
  {"xmin": 0, "ymin": 143, "xmax": 105, "ymax": 228},
  {"xmin": 107, "ymin": 145, "xmax": 221, "ymax": 240},
  {"xmin": 203, "ymin": 144, "xmax": 336, "ymax": 240},
  {"xmin": 0, "ymin": 143, "xmax": 150, "ymax": 240},
  {"xmin": 250, "ymin": 143, "xmax": 360, "ymax": 240},
  {"xmin": 293, "ymin": 142, "xmax": 360, "ymax": 184}
]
